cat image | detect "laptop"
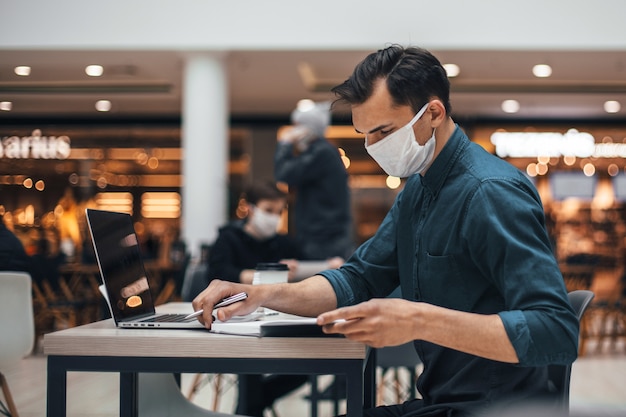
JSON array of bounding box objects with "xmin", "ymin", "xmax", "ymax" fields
[{"xmin": 85, "ymin": 208, "xmax": 204, "ymax": 329}]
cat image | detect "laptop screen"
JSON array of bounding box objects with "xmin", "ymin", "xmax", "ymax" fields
[{"xmin": 86, "ymin": 209, "xmax": 156, "ymax": 322}]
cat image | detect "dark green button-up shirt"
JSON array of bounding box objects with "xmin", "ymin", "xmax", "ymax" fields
[{"xmin": 320, "ymin": 125, "xmax": 579, "ymax": 414}]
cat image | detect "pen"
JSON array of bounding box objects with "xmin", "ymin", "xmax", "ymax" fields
[{"xmin": 184, "ymin": 291, "xmax": 248, "ymax": 319}]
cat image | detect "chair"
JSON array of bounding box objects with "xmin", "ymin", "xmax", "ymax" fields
[
  {"xmin": 547, "ymin": 289, "xmax": 595, "ymax": 412},
  {"xmin": 375, "ymin": 342, "xmax": 422, "ymax": 406},
  {"xmin": 138, "ymin": 373, "xmax": 249, "ymax": 417},
  {"xmin": 306, "ymin": 287, "xmax": 423, "ymax": 414},
  {"xmin": 186, "ymin": 373, "xmax": 238, "ymax": 412},
  {"xmin": 180, "ymin": 261, "xmax": 233, "ymax": 411},
  {"xmin": 0, "ymin": 272, "xmax": 35, "ymax": 417},
  {"xmin": 181, "ymin": 261, "xmax": 210, "ymax": 302},
  {"xmin": 31, "ymin": 280, "xmax": 75, "ymax": 331}
]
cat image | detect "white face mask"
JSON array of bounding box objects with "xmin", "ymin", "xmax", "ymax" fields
[
  {"xmin": 249, "ymin": 206, "xmax": 281, "ymax": 239},
  {"xmin": 365, "ymin": 102, "xmax": 436, "ymax": 178}
]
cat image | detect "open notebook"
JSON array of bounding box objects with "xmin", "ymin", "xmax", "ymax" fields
[{"xmin": 210, "ymin": 314, "xmax": 341, "ymax": 338}]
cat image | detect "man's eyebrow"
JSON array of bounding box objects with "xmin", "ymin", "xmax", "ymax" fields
[{"xmin": 354, "ymin": 124, "xmax": 390, "ymax": 135}]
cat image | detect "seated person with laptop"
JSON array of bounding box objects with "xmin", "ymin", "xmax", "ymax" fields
[{"xmin": 192, "ymin": 45, "xmax": 580, "ymax": 417}]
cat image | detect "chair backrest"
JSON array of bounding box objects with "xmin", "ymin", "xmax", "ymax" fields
[
  {"xmin": 376, "ymin": 341, "xmax": 421, "ymax": 369},
  {"xmin": 0, "ymin": 271, "xmax": 35, "ymax": 368},
  {"xmin": 138, "ymin": 373, "xmax": 247, "ymax": 417},
  {"xmin": 181, "ymin": 263, "xmax": 209, "ymax": 302},
  {"xmin": 547, "ymin": 289, "xmax": 595, "ymax": 410}
]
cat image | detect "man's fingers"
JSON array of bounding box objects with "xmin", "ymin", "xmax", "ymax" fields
[{"xmin": 318, "ymin": 306, "xmax": 365, "ymax": 325}]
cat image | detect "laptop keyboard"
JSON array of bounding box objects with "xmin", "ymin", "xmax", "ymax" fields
[{"xmin": 140, "ymin": 314, "xmax": 196, "ymax": 323}]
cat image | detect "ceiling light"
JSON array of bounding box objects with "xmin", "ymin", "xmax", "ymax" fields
[
  {"xmin": 86, "ymin": 65, "xmax": 104, "ymax": 77},
  {"xmin": 532, "ymin": 64, "xmax": 552, "ymax": 78},
  {"xmin": 0, "ymin": 101, "xmax": 12, "ymax": 111},
  {"xmin": 501, "ymin": 99, "xmax": 520, "ymax": 113},
  {"xmin": 604, "ymin": 100, "xmax": 621, "ymax": 114},
  {"xmin": 95, "ymin": 100, "xmax": 111, "ymax": 112},
  {"xmin": 14, "ymin": 66, "xmax": 31, "ymax": 76},
  {"xmin": 443, "ymin": 63, "xmax": 460, "ymax": 78}
]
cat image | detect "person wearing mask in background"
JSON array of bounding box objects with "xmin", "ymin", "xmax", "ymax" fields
[
  {"xmin": 194, "ymin": 45, "xmax": 579, "ymax": 417},
  {"xmin": 209, "ymin": 181, "xmax": 303, "ymax": 285},
  {"xmin": 274, "ymin": 100, "xmax": 354, "ymax": 262},
  {"xmin": 208, "ymin": 180, "xmax": 307, "ymax": 417},
  {"xmin": 0, "ymin": 213, "xmax": 31, "ymax": 272}
]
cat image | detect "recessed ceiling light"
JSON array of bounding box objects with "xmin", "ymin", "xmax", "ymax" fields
[
  {"xmin": 532, "ymin": 64, "xmax": 552, "ymax": 78},
  {"xmin": 501, "ymin": 99, "xmax": 520, "ymax": 113},
  {"xmin": 86, "ymin": 65, "xmax": 104, "ymax": 77},
  {"xmin": 443, "ymin": 63, "xmax": 460, "ymax": 78},
  {"xmin": 604, "ymin": 100, "xmax": 621, "ymax": 114},
  {"xmin": 0, "ymin": 101, "xmax": 12, "ymax": 111},
  {"xmin": 14, "ymin": 66, "xmax": 31, "ymax": 76},
  {"xmin": 95, "ymin": 100, "xmax": 111, "ymax": 112}
]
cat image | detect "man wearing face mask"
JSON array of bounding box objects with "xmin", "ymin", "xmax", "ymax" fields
[
  {"xmin": 194, "ymin": 45, "xmax": 579, "ymax": 417},
  {"xmin": 274, "ymin": 100, "xmax": 354, "ymax": 262},
  {"xmin": 208, "ymin": 181, "xmax": 301, "ymax": 285},
  {"xmin": 208, "ymin": 181, "xmax": 308, "ymax": 416}
]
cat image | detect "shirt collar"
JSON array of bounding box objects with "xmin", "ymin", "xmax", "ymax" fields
[{"xmin": 420, "ymin": 124, "xmax": 469, "ymax": 198}]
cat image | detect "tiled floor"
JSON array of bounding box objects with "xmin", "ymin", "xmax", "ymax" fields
[{"xmin": 3, "ymin": 338, "xmax": 626, "ymax": 417}]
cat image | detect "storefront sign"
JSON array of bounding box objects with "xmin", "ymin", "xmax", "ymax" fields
[
  {"xmin": 0, "ymin": 129, "xmax": 71, "ymax": 160},
  {"xmin": 490, "ymin": 129, "xmax": 596, "ymax": 158}
]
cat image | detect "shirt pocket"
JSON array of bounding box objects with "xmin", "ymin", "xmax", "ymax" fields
[{"xmin": 419, "ymin": 252, "xmax": 472, "ymax": 311}]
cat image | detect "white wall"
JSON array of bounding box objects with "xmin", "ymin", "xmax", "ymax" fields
[{"xmin": 1, "ymin": 0, "xmax": 625, "ymax": 51}]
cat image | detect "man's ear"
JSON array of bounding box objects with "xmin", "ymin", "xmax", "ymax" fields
[{"xmin": 428, "ymin": 100, "xmax": 447, "ymax": 128}]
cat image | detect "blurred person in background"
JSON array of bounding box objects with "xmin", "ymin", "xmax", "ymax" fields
[
  {"xmin": 57, "ymin": 188, "xmax": 82, "ymax": 262},
  {"xmin": 208, "ymin": 180, "xmax": 308, "ymax": 416},
  {"xmin": 0, "ymin": 212, "xmax": 30, "ymax": 272},
  {"xmin": 29, "ymin": 229, "xmax": 66, "ymax": 291},
  {"xmin": 274, "ymin": 100, "xmax": 354, "ymax": 262},
  {"xmin": 209, "ymin": 181, "xmax": 304, "ymax": 285}
]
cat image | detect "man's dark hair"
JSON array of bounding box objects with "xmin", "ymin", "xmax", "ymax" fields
[
  {"xmin": 244, "ymin": 181, "xmax": 286, "ymax": 205},
  {"xmin": 331, "ymin": 44, "xmax": 452, "ymax": 115}
]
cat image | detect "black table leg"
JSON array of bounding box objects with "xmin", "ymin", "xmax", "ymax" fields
[
  {"xmin": 363, "ymin": 348, "xmax": 376, "ymax": 410},
  {"xmin": 120, "ymin": 372, "xmax": 138, "ymax": 417},
  {"xmin": 308, "ymin": 375, "xmax": 319, "ymax": 417},
  {"xmin": 345, "ymin": 362, "xmax": 364, "ymax": 417},
  {"xmin": 46, "ymin": 356, "xmax": 67, "ymax": 417}
]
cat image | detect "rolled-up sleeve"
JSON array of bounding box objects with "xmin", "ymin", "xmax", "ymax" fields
[
  {"xmin": 466, "ymin": 179, "xmax": 579, "ymax": 366},
  {"xmin": 319, "ymin": 193, "xmax": 404, "ymax": 307}
]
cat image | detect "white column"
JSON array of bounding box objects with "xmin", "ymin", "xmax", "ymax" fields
[{"xmin": 181, "ymin": 52, "xmax": 229, "ymax": 259}]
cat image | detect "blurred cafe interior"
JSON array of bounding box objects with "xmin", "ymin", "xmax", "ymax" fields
[{"xmin": 1, "ymin": 1, "xmax": 626, "ymax": 358}]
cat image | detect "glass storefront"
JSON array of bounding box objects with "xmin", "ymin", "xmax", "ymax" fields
[{"xmin": 473, "ymin": 123, "xmax": 626, "ymax": 298}]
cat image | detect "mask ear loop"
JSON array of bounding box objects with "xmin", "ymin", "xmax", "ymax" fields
[{"xmin": 409, "ymin": 102, "xmax": 431, "ymax": 127}]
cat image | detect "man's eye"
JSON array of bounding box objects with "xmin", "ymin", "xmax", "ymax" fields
[{"xmin": 380, "ymin": 129, "xmax": 392, "ymax": 135}]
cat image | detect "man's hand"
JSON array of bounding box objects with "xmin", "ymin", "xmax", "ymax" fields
[
  {"xmin": 192, "ymin": 279, "xmax": 260, "ymax": 328},
  {"xmin": 279, "ymin": 259, "xmax": 299, "ymax": 281},
  {"xmin": 278, "ymin": 125, "xmax": 314, "ymax": 144},
  {"xmin": 326, "ymin": 256, "xmax": 344, "ymax": 269},
  {"xmin": 317, "ymin": 298, "xmax": 418, "ymax": 348},
  {"xmin": 318, "ymin": 297, "xmax": 519, "ymax": 363}
]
